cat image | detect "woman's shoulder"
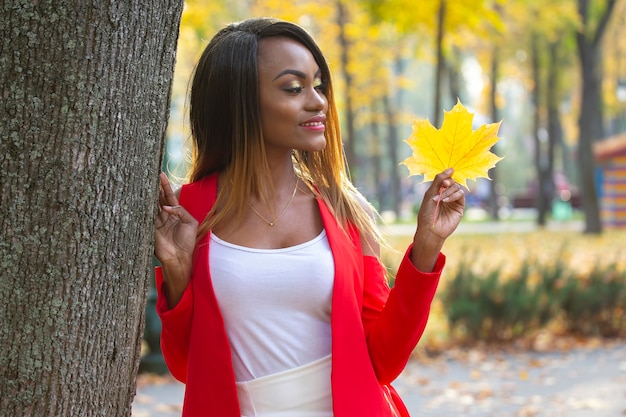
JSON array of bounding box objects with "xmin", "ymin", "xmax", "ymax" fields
[
  {"xmin": 178, "ymin": 173, "xmax": 219, "ymax": 221},
  {"xmin": 180, "ymin": 173, "xmax": 218, "ymax": 196}
]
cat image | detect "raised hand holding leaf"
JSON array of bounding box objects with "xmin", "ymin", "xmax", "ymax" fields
[{"xmin": 401, "ymin": 100, "xmax": 503, "ymax": 227}]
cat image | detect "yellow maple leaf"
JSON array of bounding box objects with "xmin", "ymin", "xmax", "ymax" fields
[{"xmin": 401, "ymin": 100, "xmax": 503, "ymax": 189}]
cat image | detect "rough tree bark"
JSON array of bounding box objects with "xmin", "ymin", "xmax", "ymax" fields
[{"xmin": 0, "ymin": 1, "xmax": 183, "ymax": 416}]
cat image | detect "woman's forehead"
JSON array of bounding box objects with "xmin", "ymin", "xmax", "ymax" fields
[{"xmin": 257, "ymin": 37, "xmax": 318, "ymax": 72}]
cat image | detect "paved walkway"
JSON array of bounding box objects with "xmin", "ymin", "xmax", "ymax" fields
[
  {"xmin": 133, "ymin": 341, "xmax": 626, "ymax": 417},
  {"xmin": 380, "ymin": 218, "xmax": 585, "ymax": 237}
]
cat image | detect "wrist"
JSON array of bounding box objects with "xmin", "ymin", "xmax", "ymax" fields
[
  {"xmin": 411, "ymin": 227, "xmax": 445, "ymax": 272},
  {"xmin": 161, "ymin": 261, "xmax": 192, "ymax": 309}
]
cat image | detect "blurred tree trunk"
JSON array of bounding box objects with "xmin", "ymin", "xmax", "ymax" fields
[
  {"xmin": 433, "ymin": 0, "xmax": 447, "ymax": 127},
  {"xmin": 546, "ymin": 41, "xmax": 562, "ymax": 205},
  {"xmin": 336, "ymin": 0, "xmax": 357, "ymax": 171},
  {"xmin": 0, "ymin": 1, "xmax": 183, "ymax": 416},
  {"xmin": 446, "ymin": 46, "xmax": 464, "ymax": 105},
  {"xmin": 370, "ymin": 118, "xmax": 384, "ymax": 209},
  {"xmin": 531, "ymin": 31, "xmax": 551, "ymax": 226},
  {"xmin": 381, "ymin": 95, "xmax": 401, "ymax": 215},
  {"xmin": 575, "ymin": 0, "xmax": 617, "ymax": 234},
  {"xmin": 487, "ymin": 44, "xmax": 501, "ymax": 221}
]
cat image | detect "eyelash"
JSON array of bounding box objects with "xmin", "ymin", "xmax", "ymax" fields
[{"xmin": 285, "ymin": 83, "xmax": 326, "ymax": 94}]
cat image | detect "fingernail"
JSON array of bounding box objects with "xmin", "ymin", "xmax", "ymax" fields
[{"xmin": 432, "ymin": 195, "xmax": 441, "ymax": 202}]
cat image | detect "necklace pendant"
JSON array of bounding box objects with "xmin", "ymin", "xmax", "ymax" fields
[{"xmin": 269, "ymin": 222, "xmax": 275, "ymax": 226}]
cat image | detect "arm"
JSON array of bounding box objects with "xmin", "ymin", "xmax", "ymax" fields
[
  {"xmin": 155, "ymin": 266, "xmax": 193, "ymax": 382},
  {"xmin": 363, "ymin": 169, "xmax": 464, "ymax": 384},
  {"xmin": 155, "ymin": 172, "xmax": 197, "ymax": 308},
  {"xmin": 154, "ymin": 173, "xmax": 198, "ymax": 382},
  {"xmin": 362, "ymin": 250, "xmax": 443, "ymax": 384}
]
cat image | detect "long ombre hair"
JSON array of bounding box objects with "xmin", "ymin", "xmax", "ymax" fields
[{"xmin": 189, "ymin": 18, "xmax": 382, "ymax": 245}]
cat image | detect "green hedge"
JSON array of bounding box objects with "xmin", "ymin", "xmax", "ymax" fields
[{"xmin": 439, "ymin": 252, "xmax": 626, "ymax": 344}]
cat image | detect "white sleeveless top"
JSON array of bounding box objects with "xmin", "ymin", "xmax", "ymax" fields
[{"xmin": 209, "ymin": 230, "xmax": 335, "ymax": 382}]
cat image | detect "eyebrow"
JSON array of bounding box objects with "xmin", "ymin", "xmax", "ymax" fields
[{"xmin": 273, "ymin": 68, "xmax": 322, "ymax": 81}]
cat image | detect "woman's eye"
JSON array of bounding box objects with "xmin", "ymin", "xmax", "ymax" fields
[
  {"xmin": 285, "ymin": 86, "xmax": 305, "ymax": 93},
  {"xmin": 283, "ymin": 80, "xmax": 326, "ymax": 94},
  {"xmin": 313, "ymin": 77, "xmax": 327, "ymax": 94},
  {"xmin": 314, "ymin": 82, "xmax": 326, "ymax": 93}
]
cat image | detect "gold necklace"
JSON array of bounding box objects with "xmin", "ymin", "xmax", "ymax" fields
[{"xmin": 248, "ymin": 179, "xmax": 298, "ymax": 226}]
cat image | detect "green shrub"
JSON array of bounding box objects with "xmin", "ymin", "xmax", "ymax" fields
[
  {"xmin": 440, "ymin": 251, "xmax": 626, "ymax": 344},
  {"xmin": 561, "ymin": 261, "xmax": 626, "ymax": 337}
]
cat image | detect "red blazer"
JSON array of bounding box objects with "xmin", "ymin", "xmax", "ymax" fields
[{"xmin": 156, "ymin": 174, "xmax": 445, "ymax": 416}]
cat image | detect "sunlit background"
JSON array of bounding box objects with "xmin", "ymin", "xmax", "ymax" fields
[{"xmin": 163, "ymin": 0, "xmax": 626, "ymax": 233}]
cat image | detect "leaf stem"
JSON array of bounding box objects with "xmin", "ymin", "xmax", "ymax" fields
[{"xmin": 432, "ymin": 185, "xmax": 445, "ymax": 229}]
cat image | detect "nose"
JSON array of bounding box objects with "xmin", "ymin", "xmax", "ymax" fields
[{"xmin": 306, "ymin": 88, "xmax": 327, "ymax": 112}]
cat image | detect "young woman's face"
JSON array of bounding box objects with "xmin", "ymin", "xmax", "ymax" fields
[{"xmin": 257, "ymin": 37, "xmax": 329, "ymax": 155}]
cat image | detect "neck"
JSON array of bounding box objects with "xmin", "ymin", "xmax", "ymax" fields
[{"xmin": 266, "ymin": 154, "xmax": 298, "ymax": 194}]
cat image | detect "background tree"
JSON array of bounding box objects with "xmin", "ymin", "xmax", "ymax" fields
[
  {"xmin": 336, "ymin": 0, "xmax": 358, "ymax": 169},
  {"xmin": 0, "ymin": 1, "xmax": 183, "ymax": 415},
  {"xmin": 168, "ymin": 0, "xmax": 626, "ymax": 229},
  {"xmin": 576, "ymin": 0, "xmax": 618, "ymax": 234},
  {"xmin": 603, "ymin": 0, "xmax": 626, "ymax": 134}
]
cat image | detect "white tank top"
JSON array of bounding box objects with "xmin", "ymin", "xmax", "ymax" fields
[{"xmin": 209, "ymin": 230, "xmax": 335, "ymax": 382}]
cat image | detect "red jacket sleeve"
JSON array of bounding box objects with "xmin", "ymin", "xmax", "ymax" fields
[
  {"xmin": 362, "ymin": 244, "xmax": 444, "ymax": 384},
  {"xmin": 155, "ymin": 266, "xmax": 193, "ymax": 383}
]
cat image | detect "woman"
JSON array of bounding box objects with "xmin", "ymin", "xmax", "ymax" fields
[{"xmin": 154, "ymin": 17, "xmax": 464, "ymax": 417}]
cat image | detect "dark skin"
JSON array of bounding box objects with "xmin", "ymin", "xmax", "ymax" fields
[
  {"xmin": 155, "ymin": 168, "xmax": 465, "ymax": 309},
  {"xmin": 154, "ymin": 37, "xmax": 465, "ymax": 310}
]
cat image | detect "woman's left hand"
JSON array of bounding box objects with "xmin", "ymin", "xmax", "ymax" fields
[
  {"xmin": 410, "ymin": 168, "xmax": 465, "ymax": 272},
  {"xmin": 418, "ymin": 168, "xmax": 465, "ymax": 240}
]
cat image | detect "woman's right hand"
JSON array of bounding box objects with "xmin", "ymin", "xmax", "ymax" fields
[{"xmin": 155, "ymin": 172, "xmax": 198, "ymax": 308}]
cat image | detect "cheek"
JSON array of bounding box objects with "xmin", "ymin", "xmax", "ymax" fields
[{"xmin": 261, "ymin": 103, "xmax": 296, "ymax": 128}]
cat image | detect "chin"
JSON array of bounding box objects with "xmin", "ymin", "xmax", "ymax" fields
[
  {"xmin": 307, "ymin": 137, "xmax": 327, "ymax": 152},
  {"xmin": 307, "ymin": 143, "xmax": 327, "ymax": 153}
]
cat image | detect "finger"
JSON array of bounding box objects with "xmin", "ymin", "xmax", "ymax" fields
[
  {"xmin": 441, "ymin": 187, "xmax": 465, "ymax": 203},
  {"xmin": 431, "ymin": 182, "xmax": 461, "ymax": 203},
  {"xmin": 425, "ymin": 168, "xmax": 454, "ymax": 200},
  {"xmin": 433, "ymin": 168, "xmax": 454, "ymax": 185},
  {"xmin": 160, "ymin": 172, "xmax": 179, "ymax": 207},
  {"xmin": 161, "ymin": 205, "xmax": 197, "ymax": 226},
  {"xmin": 439, "ymin": 182, "xmax": 463, "ymax": 200},
  {"xmin": 158, "ymin": 183, "xmax": 166, "ymax": 207}
]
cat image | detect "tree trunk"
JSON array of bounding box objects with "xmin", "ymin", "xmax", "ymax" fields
[
  {"xmin": 575, "ymin": 0, "xmax": 617, "ymax": 234},
  {"xmin": 531, "ymin": 32, "xmax": 550, "ymax": 226},
  {"xmin": 369, "ymin": 118, "xmax": 384, "ymax": 210},
  {"xmin": 336, "ymin": 0, "xmax": 357, "ymax": 171},
  {"xmin": 487, "ymin": 44, "xmax": 500, "ymax": 221},
  {"xmin": 433, "ymin": 0, "xmax": 447, "ymax": 127},
  {"xmin": 446, "ymin": 47, "xmax": 463, "ymax": 104},
  {"xmin": 546, "ymin": 41, "xmax": 561, "ymax": 207},
  {"xmin": 0, "ymin": 1, "xmax": 183, "ymax": 416},
  {"xmin": 382, "ymin": 94, "xmax": 401, "ymax": 215}
]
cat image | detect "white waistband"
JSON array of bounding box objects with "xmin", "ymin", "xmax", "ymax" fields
[{"xmin": 236, "ymin": 354, "xmax": 333, "ymax": 417}]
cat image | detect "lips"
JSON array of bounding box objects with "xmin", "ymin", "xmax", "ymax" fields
[
  {"xmin": 300, "ymin": 114, "xmax": 326, "ymax": 129},
  {"xmin": 301, "ymin": 121, "xmax": 324, "ymax": 127}
]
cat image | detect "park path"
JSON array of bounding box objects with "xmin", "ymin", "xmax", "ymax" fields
[
  {"xmin": 379, "ymin": 216, "xmax": 584, "ymax": 236},
  {"xmin": 133, "ymin": 340, "xmax": 626, "ymax": 417}
]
